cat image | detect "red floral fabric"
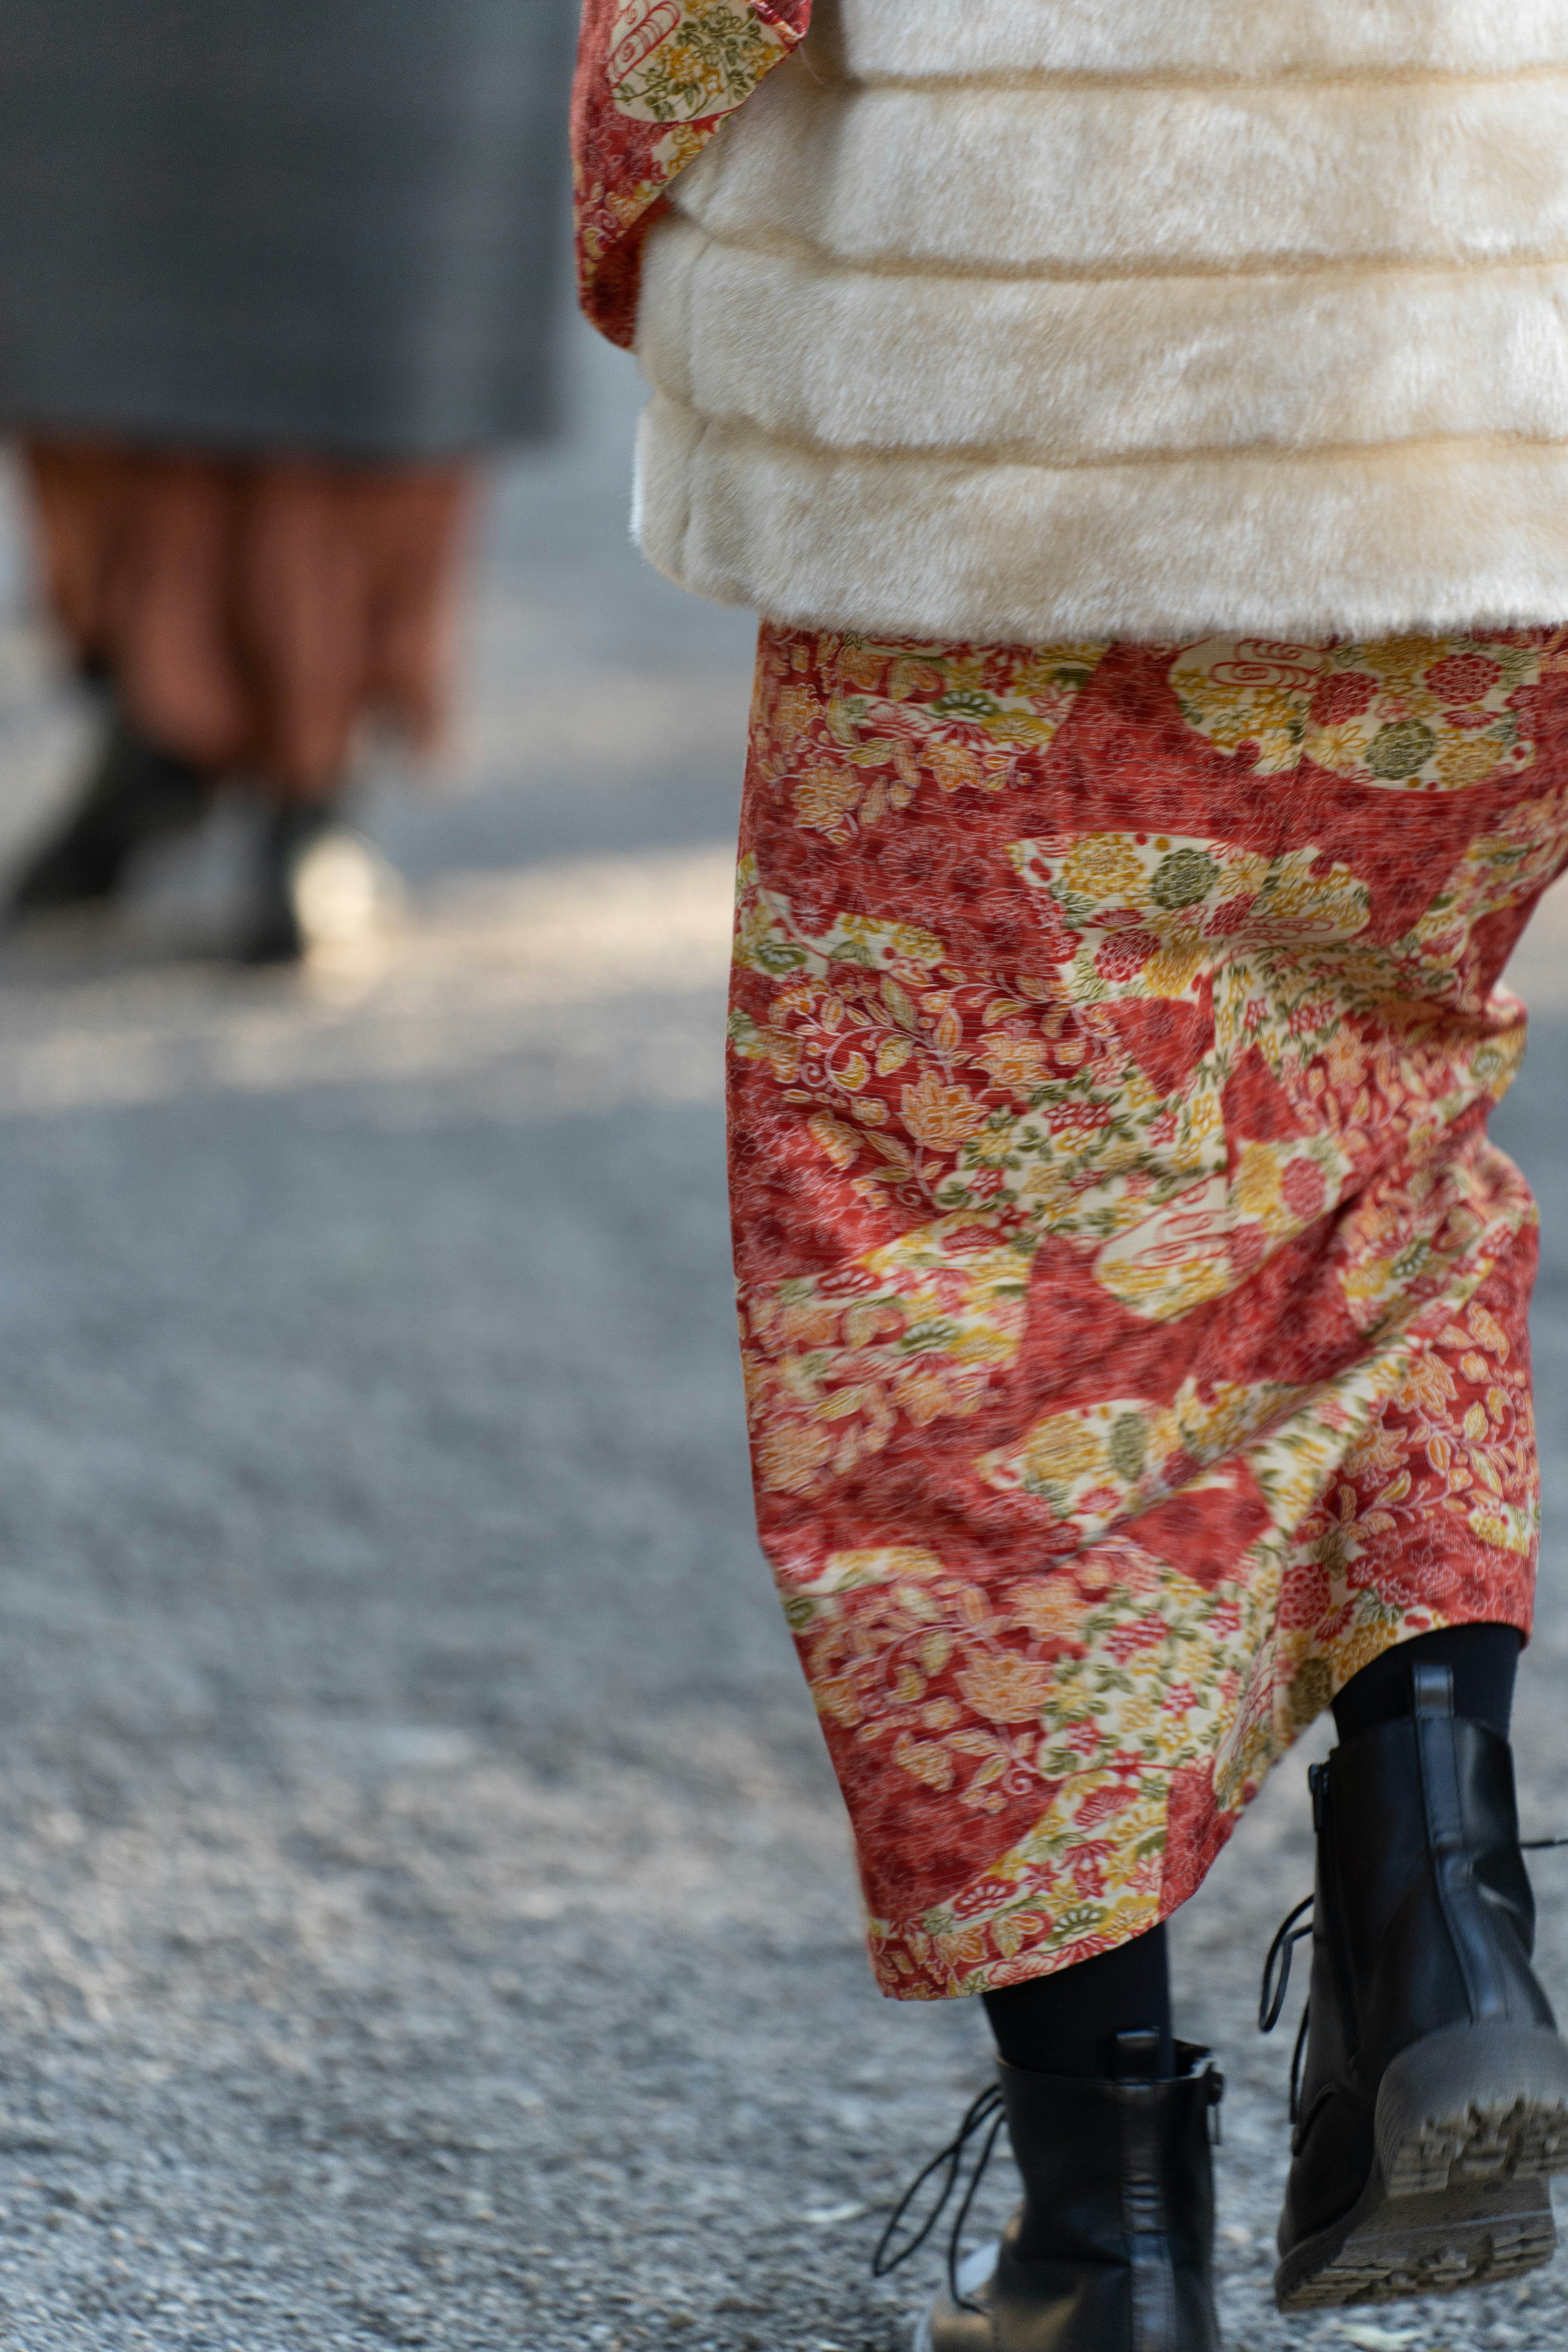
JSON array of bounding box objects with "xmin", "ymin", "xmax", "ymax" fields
[
  {"xmin": 729, "ymin": 624, "xmax": 1566, "ymax": 1998},
  {"xmin": 572, "ymin": 0, "xmax": 811, "ymax": 347}
]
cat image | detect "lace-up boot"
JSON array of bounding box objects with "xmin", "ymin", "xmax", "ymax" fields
[
  {"xmin": 1274, "ymin": 1661, "xmax": 1568, "ymax": 2309},
  {"xmin": 916, "ymin": 2032, "xmax": 1222, "ymax": 2351}
]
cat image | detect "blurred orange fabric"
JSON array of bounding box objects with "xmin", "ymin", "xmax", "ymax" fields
[{"xmin": 23, "ymin": 441, "xmax": 471, "ymax": 795}]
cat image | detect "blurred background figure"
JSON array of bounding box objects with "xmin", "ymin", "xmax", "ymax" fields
[{"xmin": 0, "ymin": 0, "xmax": 570, "ymax": 961}]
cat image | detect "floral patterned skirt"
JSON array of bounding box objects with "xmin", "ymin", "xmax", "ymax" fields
[{"xmin": 727, "ymin": 623, "xmax": 1568, "ymax": 2001}]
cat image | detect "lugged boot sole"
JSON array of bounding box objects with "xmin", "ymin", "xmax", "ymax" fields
[
  {"xmin": 1375, "ymin": 2021, "xmax": 1568, "ymax": 2195},
  {"xmin": 1276, "ymin": 2024, "xmax": 1568, "ymax": 2310},
  {"xmin": 1274, "ymin": 2173, "xmax": 1555, "ymax": 2309}
]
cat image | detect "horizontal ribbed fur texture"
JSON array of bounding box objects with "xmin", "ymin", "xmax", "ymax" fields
[
  {"xmin": 633, "ymin": 0, "xmax": 1568, "ymax": 638},
  {"xmin": 818, "ymin": 0, "xmax": 1568, "ymax": 78},
  {"xmin": 667, "ymin": 67, "xmax": 1568, "ymax": 272}
]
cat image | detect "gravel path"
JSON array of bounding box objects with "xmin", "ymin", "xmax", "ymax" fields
[{"xmin": 0, "ymin": 324, "xmax": 1563, "ymax": 2352}]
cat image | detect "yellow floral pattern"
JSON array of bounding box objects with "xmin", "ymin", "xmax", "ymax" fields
[
  {"xmin": 606, "ymin": 0, "xmax": 787, "ymax": 120},
  {"xmin": 1169, "ymin": 635, "xmax": 1552, "ymax": 790}
]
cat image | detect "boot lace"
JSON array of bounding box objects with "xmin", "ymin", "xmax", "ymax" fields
[
  {"xmin": 871, "ymin": 2082, "xmax": 1006, "ymax": 2314},
  {"xmin": 1260, "ymin": 1837, "xmax": 1568, "ymax": 2124},
  {"xmin": 1258, "ymin": 1893, "xmax": 1315, "ymax": 2122}
]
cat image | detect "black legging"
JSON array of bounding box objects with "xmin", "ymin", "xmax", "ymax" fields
[{"xmin": 982, "ymin": 1621, "xmax": 1523, "ymax": 2079}]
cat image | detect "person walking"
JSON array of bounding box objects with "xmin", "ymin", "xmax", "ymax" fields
[
  {"xmin": 575, "ymin": 0, "xmax": 1568, "ymax": 2340},
  {"xmin": 0, "ymin": 0, "xmax": 571, "ymax": 960}
]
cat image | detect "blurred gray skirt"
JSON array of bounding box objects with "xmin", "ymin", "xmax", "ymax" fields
[{"xmin": 0, "ymin": 0, "xmax": 572, "ymax": 457}]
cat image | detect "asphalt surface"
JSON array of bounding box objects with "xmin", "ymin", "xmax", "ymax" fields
[{"xmin": 0, "ymin": 318, "xmax": 1566, "ymax": 2352}]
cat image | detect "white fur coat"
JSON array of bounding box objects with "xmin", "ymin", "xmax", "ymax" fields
[{"xmin": 632, "ymin": 0, "xmax": 1568, "ymax": 640}]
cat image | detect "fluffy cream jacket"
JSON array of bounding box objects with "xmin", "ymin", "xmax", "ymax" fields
[{"xmin": 632, "ymin": 0, "xmax": 1568, "ymax": 640}]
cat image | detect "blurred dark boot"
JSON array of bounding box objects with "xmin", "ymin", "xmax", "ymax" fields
[
  {"xmin": 9, "ymin": 710, "xmax": 207, "ymax": 915},
  {"xmin": 241, "ymin": 799, "xmax": 339, "ymax": 964},
  {"xmin": 1271, "ymin": 1662, "xmax": 1568, "ymax": 2310},
  {"xmin": 241, "ymin": 798, "xmax": 399, "ymax": 966},
  {"xmin": 905, "ymin": 2034, "xmax": 1222, "ymax": 2351}
]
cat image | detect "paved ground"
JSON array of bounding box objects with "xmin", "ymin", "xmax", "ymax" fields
[{"xmin": 1, "ymin": 316, "xmax": 1568, "ymax": 2352}]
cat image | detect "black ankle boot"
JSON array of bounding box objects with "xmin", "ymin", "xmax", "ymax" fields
[
  {"xmin": 907, "ymin": 2033, "xmax": 1222, "ymax": 2351},
  {"xmin": 1270, "ymin": 1661, "xmax": 1568, "ymax": 2310},
  {"xmin": 9, "ymin": 709, "xmax": 208, "ymax": 915}
]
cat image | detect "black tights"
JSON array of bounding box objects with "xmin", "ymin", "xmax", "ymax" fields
[{"xmin": 982, "ymin": 1621, "xmax": 1522, "ymax": 2079}]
